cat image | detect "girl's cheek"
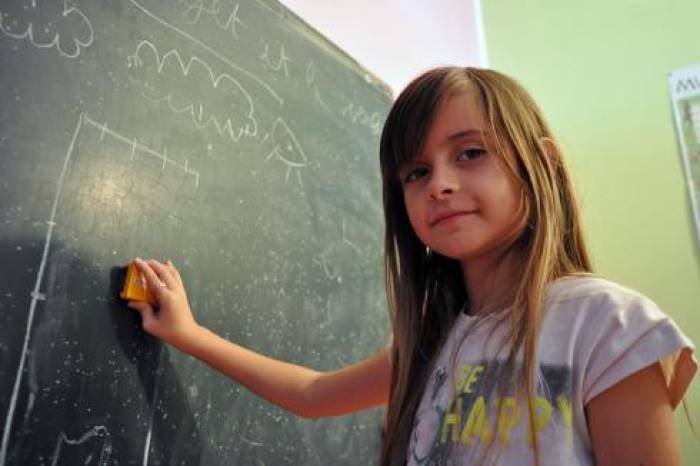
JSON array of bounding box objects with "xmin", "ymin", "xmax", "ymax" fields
[{"xmin": 405, "ymin": 206, "xmax": 423, "ymax": 236}]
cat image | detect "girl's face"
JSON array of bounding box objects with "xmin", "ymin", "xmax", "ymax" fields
[{"xmin": 399, "ymin": 91, "xmax": 526, "ymax": 263}]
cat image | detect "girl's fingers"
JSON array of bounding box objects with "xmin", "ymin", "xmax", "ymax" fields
[
  {"xmin": 134, "ymin": 258, "xmax": 171, "ymax": 292},
  {"xmin": 127, "ymin": 300, "xmax": 151, "ymax": 313},
  {"xmin": 165, "ymin": 260, "xmax": 184, "ymax": 285},
  {"xmin": 147, "ymin": 259, "xmax": 178, "ymax": 289}
]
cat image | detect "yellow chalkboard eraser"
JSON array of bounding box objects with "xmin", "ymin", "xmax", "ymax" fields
[{"xmin": 120, "ymin": 262, "xmax": 156, "ymax": 305}]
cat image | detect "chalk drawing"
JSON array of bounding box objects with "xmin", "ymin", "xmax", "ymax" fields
[
  {"xmin": 142, "ymin": 349, "xmax": 163, "ymax": 466},
  {"xmin": 305, "ymin": 61, "xmax": 328, "ymax": 109},
  {"xmin": 0, "ymin": 0, "xmax": 94, "ymax": 59},
  {"xmin": 0, "ymin": 112, "xmax": 82, "ymax": 466},
  {"xmin": 317, "ymin": 295, "xmax": 335, "ymax": 330},
  {"xmin": 83, "ymin": 114, "xmax": 201, "ymax": 186},
  {"xmin": 341, "ymin": 218, "xmax": 362, "ymax": 257},
  {"xmin": 240, "ymin": 417, "xmax": 267, "ymax": 449},
  {"xmin": 240, "ymin": 435, "xmax": 265, "ymax": 448},
  {"xmin": 129, "ymin": 0, "xmax": 283, "ymax": 105},
  {"xmin": 50, "ymin": 426, "xmax": 112, "ymax": 466},
  {"xmin": 0, "ymin": 114, "xmax": 195, "ymax": 466},
  {"xmin": 312, "ymin": 218, "xmax": 363, "ymax": 284},
  {"xmin": 313, "ymin": 252, "xmax": 338, "ymax": 281},
  {"xmin": 180, "ymin": 0, "xmax": 245, "ymax": 40},
  {"xmin": 259, "ymin": 42, "xmax": 291, "ymax": 78},
  {"xmin": 264, "ymin": 118, "xmax": 307, "ymax": 187},
  {"xmin": 127, "ymin": 39, "xmax": 258, "ymax": 144}
]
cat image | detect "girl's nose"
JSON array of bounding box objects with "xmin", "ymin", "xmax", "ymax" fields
[{"xmin": 428, "ymin": 166, "xmax": 459, "ymax": 200}]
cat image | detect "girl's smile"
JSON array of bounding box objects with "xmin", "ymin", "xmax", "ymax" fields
[{"xmin": 429, "ymin": 209, "xmax": 478, "ymax": 227}]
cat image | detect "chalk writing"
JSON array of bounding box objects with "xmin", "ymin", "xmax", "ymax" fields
[
  {"xmin": 341, "ymin": 103, "xmax": 382, "ymax": 135},
  {"xmin": 129, "ymin": 0, "xmax": 283, "ymax": 105},
  {"xmin": 0, "ymin": 0, "xmax": 94, "ymax": 58},
  {"xmin": 260, "ymin": 42, "xmax": 292, "ymax": 78},
  {"xmin": 306, "ymin": 61, "xmax": 328, "ymax": 109},
  {"xmin": 180, "ymin": 0, "xmax": 246, "ymax": 40}
]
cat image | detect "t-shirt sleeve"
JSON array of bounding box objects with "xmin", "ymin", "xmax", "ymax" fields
[{"xmin": 580, "ymin": 291, "xmax": 697, "ymax": 408}]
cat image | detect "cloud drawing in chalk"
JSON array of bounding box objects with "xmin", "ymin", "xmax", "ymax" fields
[
  {"xmin": 0, "ymin": 0, "xmax": 94, "ymax": 58},
  {"xmin": 127, "ymin": 39, "xmax": 259, "ymax": 143}
]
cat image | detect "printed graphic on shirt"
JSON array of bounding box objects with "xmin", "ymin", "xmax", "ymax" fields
[{"xmin": 408, "ymin": 360, "xmax": 573, "ymax": 465}]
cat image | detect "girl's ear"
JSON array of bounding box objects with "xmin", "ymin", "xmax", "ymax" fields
[{"xmin": 538, "ymin": 137, "xmax": 560, "ymax": 161}]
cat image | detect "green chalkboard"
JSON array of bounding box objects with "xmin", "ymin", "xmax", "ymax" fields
[{"xmin": 0, "ymin": 1, "xmax": 392, "ymax": 464}]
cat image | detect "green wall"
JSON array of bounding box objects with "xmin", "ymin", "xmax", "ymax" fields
[{"xmin": 481, "ymin": 0, "xmax": 699, "ymax": 461}]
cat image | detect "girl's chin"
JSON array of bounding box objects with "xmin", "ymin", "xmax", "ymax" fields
[
  {"xmin": 431, "ymin": 239, "xmax": 517, "ymax": 263},
  {"xmin": 430, "ymin": 245, "xmax": 484, "ymax": 261}
]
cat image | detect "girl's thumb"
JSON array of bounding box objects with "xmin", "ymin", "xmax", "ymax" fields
[{"xmin": 127, "ymin": 301, "xmax": 156, "ymax": 330}]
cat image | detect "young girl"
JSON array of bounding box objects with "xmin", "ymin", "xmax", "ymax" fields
[{"xmin": 128, "ymin": 67, "xmax": 697, "ymax": 465}]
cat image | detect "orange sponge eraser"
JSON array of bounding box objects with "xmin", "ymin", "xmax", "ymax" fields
[{"xmin": 120, "ymin": 262, "xmax": 156, "ymax": 305}]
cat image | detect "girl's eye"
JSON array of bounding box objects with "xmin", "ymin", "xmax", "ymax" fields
[
  {"xmin": 458, "ymin": 148, "xmax": 486, "ymax": 161},
  {"xmin": 403, "ymin": 166, "xmax": 429, "ymax": 183}
]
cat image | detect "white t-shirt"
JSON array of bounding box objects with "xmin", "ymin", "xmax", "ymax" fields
[{"xmin": 406, "ymin": 276, "xmax": 697, "ymax": 465}]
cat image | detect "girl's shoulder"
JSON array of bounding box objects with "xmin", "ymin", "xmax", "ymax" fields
[
  {"xmin": 540, "ymin": 274, "xmax": 690, "ymax": 350},
  {"xmin": 545, "ymin": 274, "xmax": 661, "ymax": 318},
  {"xmin": 542, "ymin": 275, "xmax": 696, "ymax": 408}
]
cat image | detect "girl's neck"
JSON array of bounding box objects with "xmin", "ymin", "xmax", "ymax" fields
[{"xmin": 460, "ymin": 247, "xmax": 523, "ymax": 315}]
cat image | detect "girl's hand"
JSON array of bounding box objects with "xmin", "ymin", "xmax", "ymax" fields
[{"xmin": 126, "ymin": 258, "xmax": 199, "ymax": 349}]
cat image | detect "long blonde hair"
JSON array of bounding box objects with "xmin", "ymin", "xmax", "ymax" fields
[{"xmin": 379, "ymin": 67, "xmax": 593, "ymax": 465}]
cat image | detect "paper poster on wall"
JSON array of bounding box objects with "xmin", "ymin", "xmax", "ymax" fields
[{"xmin": 668, "ymin": 63, "xmax": 700, "ymax": 247}]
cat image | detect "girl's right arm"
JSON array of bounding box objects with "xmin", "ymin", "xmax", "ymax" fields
[{"xmin": 127, "ymin": 258, "xmax": 391, "ymax": 419}]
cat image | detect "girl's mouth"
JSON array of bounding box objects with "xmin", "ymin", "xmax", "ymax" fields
[{"xmin": 431, "ymin": 210, "xmax": 476, "ymax": 227}]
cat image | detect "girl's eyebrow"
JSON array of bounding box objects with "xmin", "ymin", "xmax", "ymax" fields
[{"xmin": 447, "ymin": 129, "xmax": 485, "ymax": 141}]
